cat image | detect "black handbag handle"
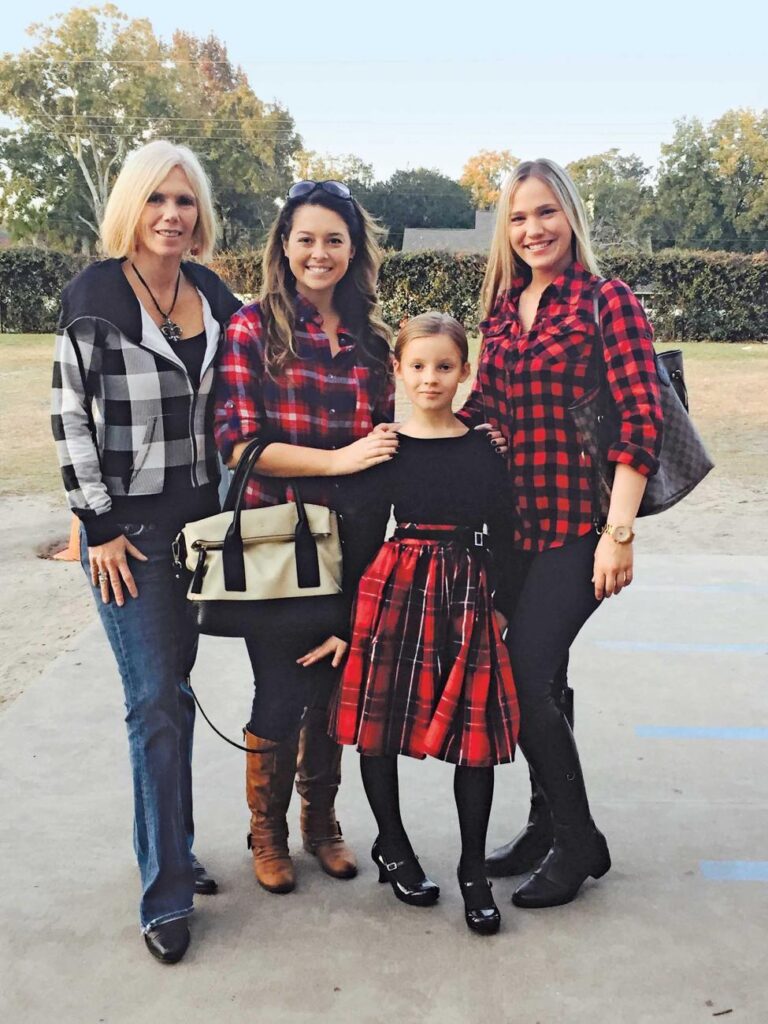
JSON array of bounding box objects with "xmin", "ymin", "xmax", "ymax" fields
[{"xmin": 221, "ymin": 439, "xmax": 321, "ymax": 592}]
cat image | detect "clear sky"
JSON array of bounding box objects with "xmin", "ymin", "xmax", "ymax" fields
[{"xmin": 4, "ymin": 0, "xmax": 767, "ymax": 180}]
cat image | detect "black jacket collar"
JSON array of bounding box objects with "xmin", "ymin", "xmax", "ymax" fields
[{"xmin": 59, "ymin": 258, "xmax": 241, "ymax": 343}]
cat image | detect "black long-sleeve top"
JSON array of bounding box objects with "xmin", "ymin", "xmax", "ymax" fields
[{"xmin": 344, "ymin": 429, "xmax": 517, "ymax": 617}]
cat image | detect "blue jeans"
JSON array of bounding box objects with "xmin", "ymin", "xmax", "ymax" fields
[{"xmin": 81, "ymin": 523, "xmax": 197, "ymax": 931}]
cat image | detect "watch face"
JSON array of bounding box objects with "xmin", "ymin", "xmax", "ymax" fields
[{"xmin": 613, "ymin": 526, "xmax": 632, "ymax": 543}]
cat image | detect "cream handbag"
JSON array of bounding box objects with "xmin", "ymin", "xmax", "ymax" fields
[{"xmin": 173, "ymin": 439, "xmax": 343, "ymax": 637}]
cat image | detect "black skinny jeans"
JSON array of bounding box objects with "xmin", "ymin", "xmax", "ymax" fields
[{"xmin": 504, "ymin": 530, "xmax": 602, "ymax": 827}]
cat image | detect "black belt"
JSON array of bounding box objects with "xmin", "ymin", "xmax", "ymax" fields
[{"xmin": 393, "ymin": 523, "xmax": 486, "ymax": 548}]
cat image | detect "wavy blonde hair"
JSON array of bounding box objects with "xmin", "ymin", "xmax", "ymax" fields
[
  {"xmin": 482, "ymin": 158, "xmax": 600, "ymax": 316},
  {"xmin": 101, "ymin": 140, "xmax": 218, "ymax": 262},
  {"xmin": 260, "ymin": 191, "xmax": 392, "ymax": 381}
]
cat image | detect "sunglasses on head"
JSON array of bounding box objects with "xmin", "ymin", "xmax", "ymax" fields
[{"xmin": 287, "ymin": 180, "xmax": 352, "ymax": 202}]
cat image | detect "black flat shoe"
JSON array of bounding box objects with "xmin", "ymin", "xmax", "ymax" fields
[
  {"xmin": 512, "ymin": 828, "xmax": 611, "ymax": 909},
  {"xmin": 192, "ymin": 856, "xmax": 218, "ymax": 895},
  {"xmin": 371, "ymin": 838, "xmax": 440, "ymax": 907},
  {"xmin": 458, "ymin": 874, "xmax": 501, "ymax": 935},
  {"xmin": 144, "ymin": 918, "xmax": 190, "ymax": 964}
]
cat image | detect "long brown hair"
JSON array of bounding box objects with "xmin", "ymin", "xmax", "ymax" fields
[{"xmin": 260, "ymin": 190, "xmax": 391, "ymax": 382}]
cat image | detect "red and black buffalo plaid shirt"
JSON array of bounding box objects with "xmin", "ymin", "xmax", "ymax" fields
[
  {"xmin": 458, "ymin": 262, "xmax": 662, "ymax": 552},
  {"xmin": 214, "ymin": 295, "xmax": 395, "ymax": 510}
]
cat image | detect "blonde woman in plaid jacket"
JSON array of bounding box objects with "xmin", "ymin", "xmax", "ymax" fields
[{"xmin": 51, "ymin": 140, "xmax": 240, "ymax": 965}]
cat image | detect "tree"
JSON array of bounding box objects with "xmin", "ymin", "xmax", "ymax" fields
[
  {"xmin": 0, "ymin": 6, "xmax": 301, "ymax": 249},
  {"xmin": 567, "ymin": 150, "xmax": 654, "ymax": 249},
  {"xmin": 293, "ymin": 150, "xmax": 375, "ymax": 189},
  {"xmin": 653, "ymin": 118, "xmax": 728, "ymax": 250},
  {"xmin": 360, "ymin": 169, "xmax": 475, "ymax": 249},
  {"xmin": 711, "ymin": 108, "xmax": 768, "ymax": 250},
  {"xmin": 653, "ymin": 110, "xmax": 768, "ymax": 252},
  {"xmin": 168, "ymin": 32, "xmax": 300, "ymax": 247},
  {"xmin": 460, "ymin": 149, "xmax": 518, "ymax": 209},
  {"xmin": 0, "ymin": 5, "xmax": 172, "ymax": 245}
]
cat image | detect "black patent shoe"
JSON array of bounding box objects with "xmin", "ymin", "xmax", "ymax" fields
[
  {"xmin": 144, "ymin": 918, "xmax": 191, "ymax": 964},
  {"xmin": 371, "ymin": 838, "xmax": 440, "ymax": 907},
  {"xmin": 485, "ymin": 821, "xmax": 553, "ymax": 878},
  {"xmin": 512, "ymin": 827, "xmax": 611, "ymax": 909},
  {"xmin": 192, "ymin": 856, "xmax": 218, "ymax": 895},
  {"xmin": 458, "ymin": 874, "xmax": 501, "ymax": 935}
]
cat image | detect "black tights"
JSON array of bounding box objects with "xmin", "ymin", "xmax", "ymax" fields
[{"xmin": 360, "ymin": 754, "xmax": 494, "ymax": 880}]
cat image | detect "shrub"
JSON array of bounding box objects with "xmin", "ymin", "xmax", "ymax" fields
[
  {"xmin": 0, "ymin": 248, "xmax": 88, "ymax": 333},
  {"xmin": 3, "ymin": 246, "xmax": 768, "ymax": 340}
]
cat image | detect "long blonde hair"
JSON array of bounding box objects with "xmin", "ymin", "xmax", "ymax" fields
[
  {"xmin": 101, "ymin": 140, "xmax": 218, "ymax": 262},
  {"xmin": 482, "ymin": 158, "xmax": 600, "ymax": 316},
  {"xmin": 260, "ymin": 190, "xmax": 391, "ymax": 382}
]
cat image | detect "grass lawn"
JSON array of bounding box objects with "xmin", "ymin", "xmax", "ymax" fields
[{"xmin": 1, "ymin": 333, "xmax": 767, "ymax": 498}]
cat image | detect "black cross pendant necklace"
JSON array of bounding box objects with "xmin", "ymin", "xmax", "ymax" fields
[{"xmin": 131, "ymin": 263, "xmax": 183, "ymax": 342}]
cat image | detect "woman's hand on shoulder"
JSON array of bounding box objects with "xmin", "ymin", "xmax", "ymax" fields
[
  {"xmin": 371, "ymin": 421, "xmax": 400, "ymax": 436},
  {"xmin": 89, "ymin": 535, "xmax": 148, "ymax": 606},
  {"xmin": 474, "ymin": 423, "xmax": 508, "ymax": 456},
  {"xmin": 330, "ymin": 429, "xmax": 399, "ymax": 475},
  {"xmin": 592, "ymin": 532, "xmax": 634, "ymax": 600},
  {"xmin": 297, "ymin": 635, "xmax": 349, "ymax": 669}
]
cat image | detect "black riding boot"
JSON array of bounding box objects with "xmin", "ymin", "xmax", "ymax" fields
[
  {"xmin": 486, "ymin": 682, "xmax": 574, "ymax": 877},
  {"xmin": 511, "ymin": 689, "xmax": 609, "ymax": 909}
]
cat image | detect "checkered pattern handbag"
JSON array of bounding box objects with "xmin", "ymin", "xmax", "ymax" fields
[{"xmin": 569, "ymin": 294, "xmax": 714, "ymax": 524}]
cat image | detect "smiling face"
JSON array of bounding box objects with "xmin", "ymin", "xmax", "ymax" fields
[
  {"xmin": 282, "ymin": 204, "xmax": 355, "ymax": 303},
  {"xmin": 135, "ymin": 165, "xmax": 199, "ymax": 260},
  {"xmin": 508, "ymin": 176, "xmax": 574, "ymax": 281},
  {"xmin": 394, "ymin": 333, "xmax": 470, "ymax": 415}
]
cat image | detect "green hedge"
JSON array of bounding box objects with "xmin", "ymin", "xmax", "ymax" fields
[
  {"xmin": 3, "ymin": 246, "xmax": 768, "ymax": 341},
  {"xmin": 0, "ymin": 248, "xmax": 89, "ymax": 333}
]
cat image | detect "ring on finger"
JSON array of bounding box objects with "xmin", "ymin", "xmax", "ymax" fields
[{"xmin": 97, "ymin": 571, "xmax": 108, "ymax": 583}]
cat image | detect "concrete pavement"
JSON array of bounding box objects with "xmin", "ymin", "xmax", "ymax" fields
[{"xmin": 1, "ymin": 554, "xmax": 766, "ymax": 1024}]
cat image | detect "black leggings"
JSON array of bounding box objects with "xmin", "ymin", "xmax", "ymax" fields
[
  {"xmin": 504, "ymin": 530, "xmax": 602, "ymax": 826},
  {"xmin": 360, "ymin": 754, "xmax": 494, "ymax": 879},
  {"xmin": 505, "ymin": 530, "xmax": 600, "ymax": 717},
  {"xmin": 244, "ymin": 596, "xmax": 346, "ymax": 741}
]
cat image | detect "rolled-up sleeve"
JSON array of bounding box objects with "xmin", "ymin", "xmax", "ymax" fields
[
  {"xmin": 599, "ymin": 280, "xmax": 663, "ymax": 477},
  {"xmin": 213, "ymin": 306, "xmax": 267, "ymax": 464}
]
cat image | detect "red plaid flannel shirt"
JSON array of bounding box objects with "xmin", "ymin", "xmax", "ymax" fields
[
  {"xmin": 459, "ymin": 262, "xmax": 662, "ymax": 552},
  {"xmin": 214, "ymin": 295, "xmax": 395, "ymax": 509}
]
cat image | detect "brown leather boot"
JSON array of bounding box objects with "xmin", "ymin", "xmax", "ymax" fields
[
  {"xmin": 295, "ymin": 708, "xmax": 358, "ymax": 879},
  {"xmin": 244, "ymin": 728, "xmax": 297, "ymax": 894}
]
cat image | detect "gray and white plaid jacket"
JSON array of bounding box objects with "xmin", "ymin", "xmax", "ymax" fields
[{"xmin": 51, "ymin": 259, "xmax": 241, "ymax": 544}]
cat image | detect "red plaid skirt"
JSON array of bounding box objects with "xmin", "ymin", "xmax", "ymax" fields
[{"xmin": 329, "ymin": 526, "xmax": 520, "ymax": 767}]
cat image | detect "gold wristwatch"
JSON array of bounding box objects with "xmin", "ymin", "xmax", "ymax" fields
[{"xmin": 603, "ymin": 524, "xmax": 635, "ymax": 544}]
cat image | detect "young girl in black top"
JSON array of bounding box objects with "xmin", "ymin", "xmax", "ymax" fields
[{"xmin": 328, "ymin": 312, "xmax": 519, "ymax": 935}]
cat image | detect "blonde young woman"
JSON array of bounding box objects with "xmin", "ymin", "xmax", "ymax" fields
[
  {"xmin": 214, "ymin": 181, "xmax": 397, "ymax": 896},
  {"xmin": 52, "ymin": 140, "xmax": 240, "ymax": 963},
  {"xmin": 458, "ymin": 159, "xmax": 663, "ymax": 908}
]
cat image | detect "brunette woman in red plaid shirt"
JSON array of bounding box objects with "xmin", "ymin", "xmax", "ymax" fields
[
  {"xmin": 458, "ymin": 159, "xmax": 663, "ymax": 909},
  {"xmin": 213, "ymin": 181, "xmax": 398, "ymax": 895}
]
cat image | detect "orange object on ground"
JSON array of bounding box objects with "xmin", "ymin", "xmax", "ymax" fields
[{"xmin": 52, "ymin": 515, "xmax": 81, "ymax": 562}]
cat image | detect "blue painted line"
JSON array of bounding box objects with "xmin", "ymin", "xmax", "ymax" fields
[
  {"xmin": 700, "ymin": 861, "xmax": 768, "ymax": 882},
  {"xmin": 596, "ymin": 640, "xmax": 768, "ymax": 654},
  {"xmin": 635, "ymin": 726, "xmax": 768, "ymax": 740},
  {"xmin": 635, "ymin": 583, "xmax": 768, "ymax": 594}
]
